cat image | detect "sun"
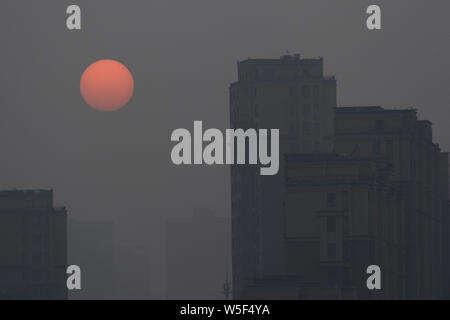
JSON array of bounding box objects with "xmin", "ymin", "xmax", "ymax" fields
[{"xmin": 80, "ymin": 59, "xmax": 134, "ymax": 112}]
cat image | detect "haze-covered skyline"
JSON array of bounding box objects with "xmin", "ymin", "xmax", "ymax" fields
[{"xmin": 1, "ymin": 0, "xmax": 449, "ymax": 298}]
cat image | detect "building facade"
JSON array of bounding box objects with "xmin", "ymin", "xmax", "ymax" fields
[
  {"xmin": 0, "ymin": 190, "xmax": 67, "ymax": 299},
  {"xmin": 230, "ymin": 54, "xmax": 337, "ymax": 298},
  {"xmin": 165, "ymin": 208, "xmax": 230, "ymax": 299},
  {"xmin": 230, "ymin": 54, "xmax": 336, "ymax": 154},
  {"xmin": 230, "ymin": 55, "xmax": 450, "ymax": 299},
  {"xmin": 68, "ymin": 218, "xmax": 115, "ymax": 299},
  {"xmin": 285, "ymin": 153, "xmax": 403, "ymax": 299},
  {"xmin": 333, "ymin": 106, "xmax": 450, "ymax": 299},
  {"xmin": 115, "ymin": 244, "xmax": 153, "ymax": 300}
]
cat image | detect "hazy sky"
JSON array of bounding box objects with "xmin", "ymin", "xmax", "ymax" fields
[{"xmin": 1, "ymin": 0, "xmax": 449, "ymax": 297}]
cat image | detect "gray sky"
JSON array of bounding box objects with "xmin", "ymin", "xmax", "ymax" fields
[{"xmin": 1, "ymin": 0, "xmax": 449, "ymax": 297}]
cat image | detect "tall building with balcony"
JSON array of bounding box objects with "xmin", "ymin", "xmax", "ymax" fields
[{"xmin": 0, "ymin": 190, "xmax": 67, "ymax": 299}]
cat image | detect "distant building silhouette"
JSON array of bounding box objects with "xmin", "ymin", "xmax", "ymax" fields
[
  {"xmin": 115, "ymin": 244, "xmax": 153, "ymax": 300},
  {"xmin": 68, "ymin": 218, "xmax": 115, "ymax": 299},
  {"xmin": 230, "ymin": 55, "xmax": 450, "ymax": 299},
  {"xmin": 0, "ymin": 190, "xmax": 67, "ymax": 299},
  {"xmin": 165, "ymin": 208, "xmax": 230, "ymax": 299}
]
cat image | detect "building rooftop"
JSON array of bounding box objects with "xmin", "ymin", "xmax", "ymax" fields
[
  {"xmin": 0, "ymin": 189, "xmax": 53, "ymax": 196},
  {"xmin": 0, "ymin": 189, "xmax": 66, "ymax": 213},
  {"xmin": 238, "ymin": 54, "xmax": 323, "ymax": 65}
]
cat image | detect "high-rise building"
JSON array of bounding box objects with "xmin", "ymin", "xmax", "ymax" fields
[
  {"xmin": 230, "ymin": 55, "xmax": 450, "ymax": 299},
  {"xmin": 68, "ymin": 219, "xmax": 115, "ymax": 300},
  {"xmin": 230, "ymin": 54, "xmax": 336, "ymax": 154},
  {"xmin": 333, "ymin": 106, "xmax": 450, "ymax": 299},
  {"xmin": 229, "ymin": 54, "xmax": 336, "ymax": 298},
  {"xmin": 115, "ymin": 244, "xmax": 153, "ymax": 300},
  {"xmin": 284, "ymin": 152, "xmax": 407, "ymax": 299},
  {"xmin": 0, "ymin": 190, "xmax": 67, "ymax": 299},
  {"xmin": 165, "ymin": 208, "xmax": 230, "ymax": 299}
]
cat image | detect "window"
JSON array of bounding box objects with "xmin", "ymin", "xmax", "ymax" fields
[
  {"xmin": 302, "ymin": 85, "xmax": 311, "ymax": 98},
  {"xmin": 327, "ymin": 192, "xmax": 337, "ymax": 207},
  {"xmin": 327, "ymin": 216, "xmax": 336, "ymax": 232},
  {"xmin": 328, "ymin": 243, "xmax": 337, "ymax": 259}
]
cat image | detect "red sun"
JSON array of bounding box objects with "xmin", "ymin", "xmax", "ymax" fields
[{"xmin": 80, "ymin": 59, "xmax": 134, "ymax": 112}]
